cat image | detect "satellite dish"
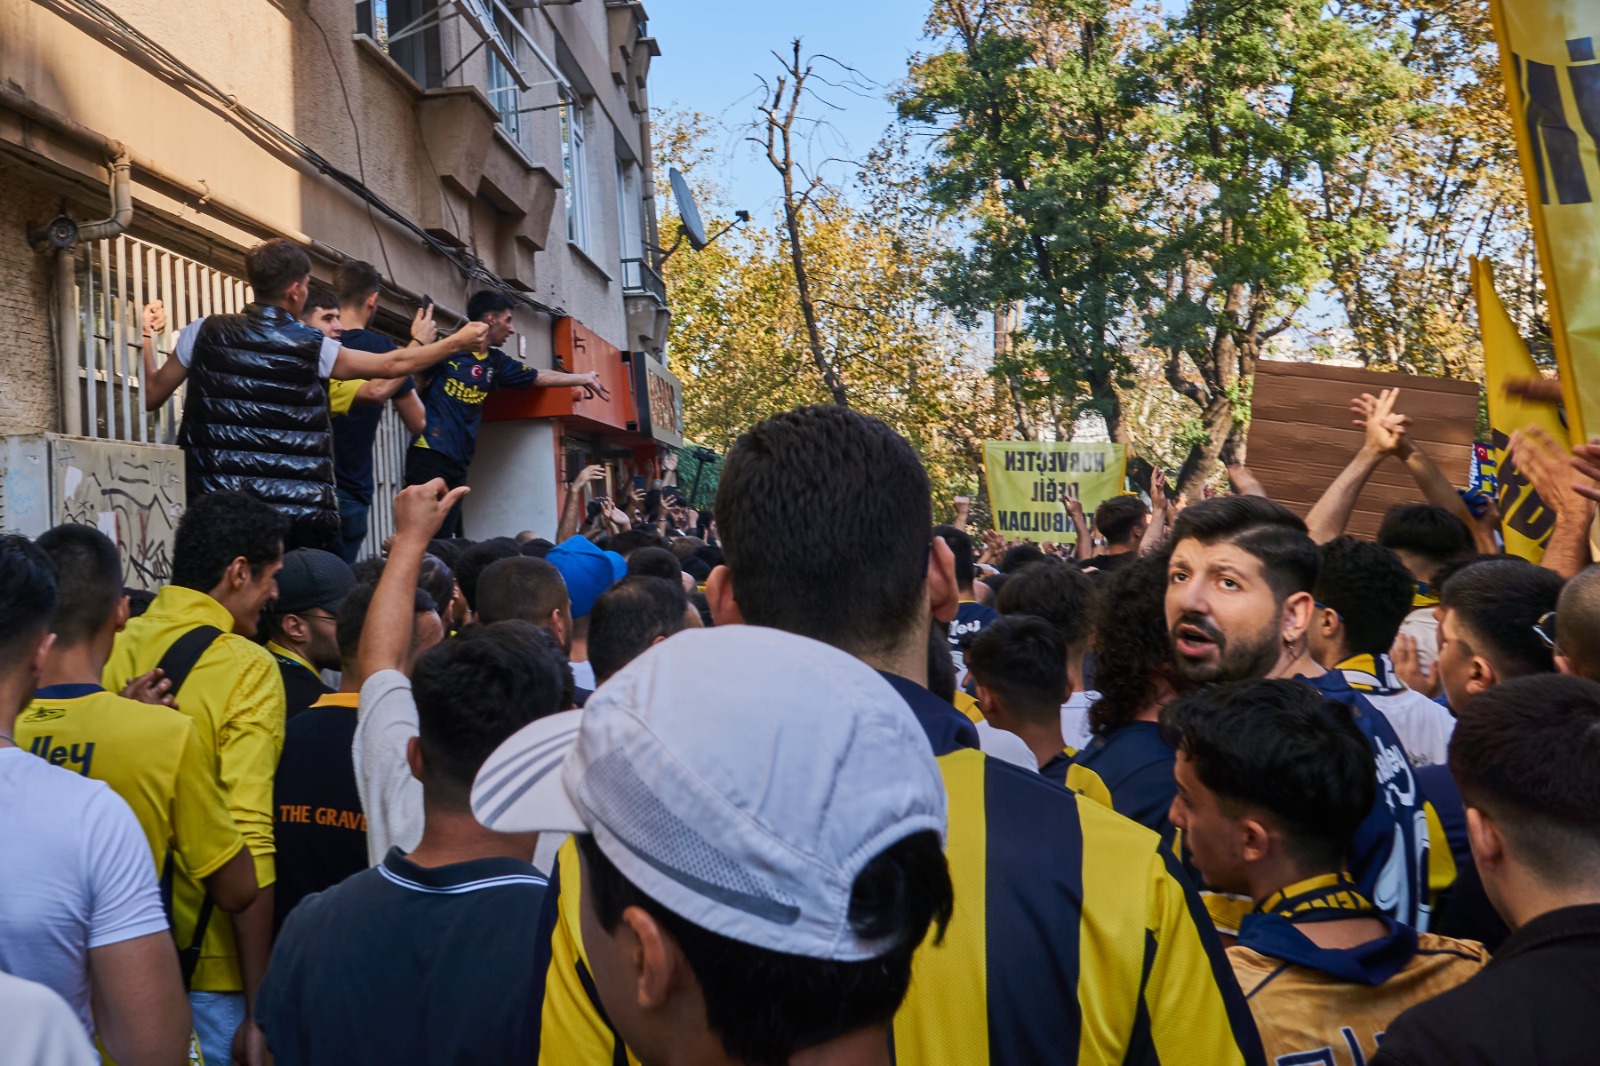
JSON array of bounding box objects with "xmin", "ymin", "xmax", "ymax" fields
[{"xmin": 670, "ymin": 167, "xmax": 708, "ymax": 251}]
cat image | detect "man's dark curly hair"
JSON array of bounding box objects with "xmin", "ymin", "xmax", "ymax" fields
[{"xmin": 1087, "ymin": 548, "xmax": 1175, "ymax": 736}]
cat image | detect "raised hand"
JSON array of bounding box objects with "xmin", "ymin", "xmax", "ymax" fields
[
  {"xmin": 1352, "ymin": 388, "xmax": 1409, "ymax": 456},
  {"xmin": 141, "ymin": 300, "xmax": 168, "ymax": 336},
  {"xmin": 411, "ymin": 304, "xmax": 438, "ymax": 345},
  {"xmin": 1505, "ymin": 376, "xmax": 1564, "ymax": 405},
  {"xmin": 1572, "ymin": 436, "xmax": 1600, "ymax": 505},
  {"xmin": 1150, "ymin": 468, "xmax": 1169, "ymax": 514},
  {"xmin": 1390, "ymin": 634, "xmax": 1439, "ymax": 698},
  {"xmin": 393, "ymin": 478, "xmax": 470, "ymax": 542},
  {"xmin": 1511, "ymin": 424, "xmax": 1589, "ymax": 517},
  {"xmin": 571, "ymin": 464, "xmax": 606, "ymax": 491}
]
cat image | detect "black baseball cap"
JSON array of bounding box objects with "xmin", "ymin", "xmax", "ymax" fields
[{"xmin": 272, "ymin": 549, "xmax": 357, "ymax": 615}]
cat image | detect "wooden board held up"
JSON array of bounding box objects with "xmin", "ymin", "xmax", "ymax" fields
[{"xmin": 1244, "ymin": 361, "xmax": 1480, "ymax": 541}]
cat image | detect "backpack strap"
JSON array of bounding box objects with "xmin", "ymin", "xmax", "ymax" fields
[
  {"xmin": 179, "ymin": 894, "xmax": 217, "ymax": 990},
  {"xmin": 153, "ymin": 624, "xmax": 224, "ymax": 988},
  {"xmin": 155, "ymin": 625, "xmax": 223, "ymax": 695},
  {"xmin": 160, "ymin": 844, "xmax": 219, "ymax": 990}
]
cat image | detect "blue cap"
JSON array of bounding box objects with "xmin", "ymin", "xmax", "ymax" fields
[{"xmin": 547, "ymin": 535, "xmax": 627, "ymax": 618}]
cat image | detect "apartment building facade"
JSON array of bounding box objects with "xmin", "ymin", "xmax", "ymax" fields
[{"xmin": 0, "ymin": 0, "xmax": 679, "ymax": 579}]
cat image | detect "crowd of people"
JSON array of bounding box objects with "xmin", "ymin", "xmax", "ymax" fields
[{"xmin": 3, "ymin": 239, "xmax": 1600, "ymax": 1066}]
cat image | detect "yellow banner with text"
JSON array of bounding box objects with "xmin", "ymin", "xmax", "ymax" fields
[
  {"xmin": 1474, "ymin": 257, "xmax": 1562, "ymax": 563},
  {"xmin": 982, "ymin": 441, "xmax": 1127, "ymax": 544},
  {"xmin": 1489, "ymin": 0, "xmax": 1600, "ymax": 444}
]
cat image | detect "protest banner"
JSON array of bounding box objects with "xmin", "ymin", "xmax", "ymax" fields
[
  {"xmin": 982, "ymin": 441, "xmax": 1126, "ymax": 543},
  {"xmin": 1488, "ymin": 0, "xmax": 1600, "ymax": 445},
  {"xmin": 1473, "ymin": 257, "xmax": 1565, "ymax": 562}
]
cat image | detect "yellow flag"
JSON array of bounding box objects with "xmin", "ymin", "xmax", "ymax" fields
[
  {"xmin": 1488, "ymin": 0, "xmax": 1600, "ymax": 445},
  {"xmin": 1473, "ymin": 257, "xmax": 1564, "ymax": 563},
  {"xmin": 981, "ymin": 441, "xmax": 1126, "ymax": 544}
]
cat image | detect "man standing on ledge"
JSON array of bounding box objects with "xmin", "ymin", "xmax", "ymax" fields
[
  {"xmin": 404, "ymin": 290, "xmax": 610, "ymax": 539},
  {"xmin": 142, "ymin": 239, "xmax": 489, "ymax": 552}
]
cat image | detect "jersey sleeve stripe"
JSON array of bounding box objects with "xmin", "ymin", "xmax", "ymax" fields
[
  {"xmin": 1148, "ymin": 842, "xmax": 1266, "ymax": 1065},
  {"xmin": 983, "ymin": 759, "xmax": 1084, "ymax": 1063},
  {"xmin": 893, "ymin": 748, "xmax": 991, "ymax": 1063},
  {"xmin": 1074, "ymin": 798, "xmax": 1156, "ymax": 1061}
]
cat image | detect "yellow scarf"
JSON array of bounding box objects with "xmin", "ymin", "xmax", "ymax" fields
[
  {"xmin": 1256, "ymin": 873, "xmax": 1376, "ymax": 919},
  {"xmin": 1336, "ymin": 653, "xmax": 1405, "ymax": 696}
]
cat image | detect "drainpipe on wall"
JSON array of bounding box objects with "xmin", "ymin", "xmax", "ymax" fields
[
  {"xmin": 55, "ymin": 248, "xmax": 79, "ymax": 435},
  {"xmin": 51, "ymin": 149, "xmax": 133, "ymax": 437}
]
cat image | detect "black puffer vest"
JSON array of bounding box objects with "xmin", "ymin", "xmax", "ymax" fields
[{"xmin": 179, "ymin": 303, "xmax": 339, "ymax": 549}]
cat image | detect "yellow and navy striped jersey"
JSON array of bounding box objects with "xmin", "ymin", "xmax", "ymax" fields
[
  {"xmin": 952, "ymin": 689, "xmax": 986, "ymax": 725},
  {"xmin": 1416, "ymin": 763, "xmax": 1508, "ymax": 949},
  {"xmin": 1229, "ymin": 909, "xmax": 1486, "ymax": 1065},
  {"xmin": 1037, "ymin": 746, "xmax": 1075, "ymax": 785},
  {"xmin": 1066, "ymin": 720, "xmax": 1177, "ymax": 835},
  {"xmin": 525, "ymin": 674, "xmax": 1265, "ymax": 1065}
]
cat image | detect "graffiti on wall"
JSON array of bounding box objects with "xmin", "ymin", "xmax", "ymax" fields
[{"xmin": 52, "ymin": 439, "xmax": 185, "ymax": 590}]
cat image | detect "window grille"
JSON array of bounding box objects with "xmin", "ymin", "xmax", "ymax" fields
[
  {"xmin": 70, "ymin": 235, "xmax": 250, "ymax": 444},
  {"xmin": 71, "ymin": 234, "xmax": 409, "ymax": 560}
]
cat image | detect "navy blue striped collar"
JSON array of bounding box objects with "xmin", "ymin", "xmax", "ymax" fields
[
  {"xmin": 381, "ymin": 847, "xmax": 548, "ymax": 894},
  {"xmin": 1236, "ymin": 910, "xmax": 1416, "ymax": 986},
  {"xmin": 34, "ymin": 683, "xmax": 105, "ymax": 700},
  {"xmin": 878, "ymin": 673, "xmax": 981, "ymax": 756}
]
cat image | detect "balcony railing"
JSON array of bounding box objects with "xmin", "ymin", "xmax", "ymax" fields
[{"xmin": 620, "ymin": 257, "xmax": 666, "ymax": 304}]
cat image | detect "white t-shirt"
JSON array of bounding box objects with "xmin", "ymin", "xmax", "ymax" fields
[
  {"xmin": 1061, "ymin": 690, "xmax": 1099, "ymax": 752},
  {"xmin": 175, "ymin": 318, "xmax": 341, "ymax": 378},
  {"xmin": 1365, "ymin": 688, "xmax": 1455, "ymax": 767},
  {"xmin": 569, "ymin": 659, "xmax": 597, "ymax": 692},
  {"xmin": 0, "ymin": 971, "xmax": 98, "ymax": 1066},
  {"xmin": 353, "ymin": 670, "xmax": 425, "ymax": 866},
  {"xmin": 975, "ymin": 720, "xmax": 1039, "ymax": 771},
  {"xmin": 0, "ymin": 748, "xmax": 169, "ymax": 1036},
  {"xmin": 1396, "ymin": 607, "xmax": 1440, "ymax": 680}
]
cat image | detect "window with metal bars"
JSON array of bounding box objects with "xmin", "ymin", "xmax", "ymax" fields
[
  {"xmin": 70, "ymin": 234, "xmax": 410, "ymax": 559},
  {"xmin": 68, "ymin": 235, "xmax": 251, "ymax": 444}
]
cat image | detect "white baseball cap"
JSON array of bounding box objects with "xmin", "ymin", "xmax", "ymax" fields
[{"xmin": 471, "ymin": 624, "xmax": 947, "ymax": 961}]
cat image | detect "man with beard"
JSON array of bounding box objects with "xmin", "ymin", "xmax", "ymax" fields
[
  {"xmin": 261, "ymin": 550, "xmax": 356, "ymax": 719},
  {"xmin": 1165, "ymin": 496, "xmax": 1429, "ymax": 936}
]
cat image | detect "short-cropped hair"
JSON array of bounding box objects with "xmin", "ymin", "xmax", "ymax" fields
[
  {"xmin": 1170, "ymin": 496, "xmax": 1317, "ymax": 602},
  {"xmin": 246, "ymin": 238, "xmax": 312, "ymax": 301},
  {"xmin": 1450, "ymin": 674, "xmax": 1600, "ymax": 884},
  {"xmin": 1162, "ymin": 678, "xmax": 1374, "ymax": 872}
]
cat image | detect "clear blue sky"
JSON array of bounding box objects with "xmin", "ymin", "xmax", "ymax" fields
[{"xmin": 647, "ymin": 0, "xmax": 932, "ymax": 215}]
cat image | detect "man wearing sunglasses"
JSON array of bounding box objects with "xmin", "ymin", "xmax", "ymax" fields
[
  {"xmin": 1551, "ymin": 567, "xmax": 1600, "ymax": 681},
  {"xmin": 262, "ymin": 550, "xmax": 358, "ymax": 721}
]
